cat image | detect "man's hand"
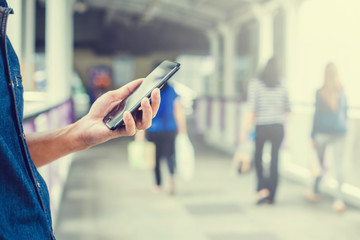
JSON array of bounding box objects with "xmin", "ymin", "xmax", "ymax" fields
[
  {"xmin": 27, "ymin": 79, "xmax": 161, "ymax": 167},
  {"xmin": 75, "ymin": 79, "xmax": 161, "ymax": 149}
]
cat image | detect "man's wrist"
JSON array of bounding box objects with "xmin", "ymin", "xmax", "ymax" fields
[{"xmin": 64, "ymin": 120, "xmax": 90, "ymax": 152}]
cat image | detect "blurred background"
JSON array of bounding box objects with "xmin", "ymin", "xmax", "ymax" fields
[{"xmin": 7, "ymin": 0, "xmax": 360, "ymax": 239}]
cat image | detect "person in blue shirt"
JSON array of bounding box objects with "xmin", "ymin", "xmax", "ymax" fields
[
  {"xmin": 0, "ymin": 3, "xmax": 160, "ymax": 239},
  {"xmin": 307, "ymin": 62, "xmax": 348, "ymax": 213},
  {"xmin": 145, "ymin": 82, "xmax": 187, "ymax": 195}
]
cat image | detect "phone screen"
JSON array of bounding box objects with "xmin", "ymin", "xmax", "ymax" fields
[{"xmin": 103, "ymin": 60, "xmax": 180, "ymax": 130}]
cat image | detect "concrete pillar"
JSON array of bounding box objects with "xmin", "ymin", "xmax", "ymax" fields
[
  {"xmin": 66, "ymin": 0, "xmax": 75, "ymax": 89},
  {"xmin": 206, "ymin": 100, "xmax": 222, "ymax": 147},
  {"xmin": 46, "ymin": 0, "xmax": 74, "ymax": 102},
  {"xmin": 6, "ymin": 0, "xmax": 23, "ymax": 61},
  {"xmin": 221, "ymin": 24, "xmax": 238, "ymax": 149},
  {"xmin": 206, "ymin": 30, "xmax": 220, "ymax": 96},
  {"xmin": 283, "ymin": 0, "xmax": 300, "ymax": 86},
  {"xmin": 205, "ymin": 31, "xmax": 220, "ymax": 147},
  {"xmin": 256, "ymin": 12, "xmax": 274, "ymax": 69},
  {"xmin": 218, "ymin": 24, "xmax": 236, "ymax": 98},
  {"xmin": 23, "ymin": 0, "xmax": 36, "ymax": 91}
]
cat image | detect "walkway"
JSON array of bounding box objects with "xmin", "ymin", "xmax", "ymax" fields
[{"xmin": 54, "ymin": 134, "xmax": 360, "ymax": 240}]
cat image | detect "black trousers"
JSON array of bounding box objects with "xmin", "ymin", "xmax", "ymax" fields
[
  {"xmin": 147, "ymin": 131, "xmax": 177, "ymax": 186},
  {"xmin": 254, "ymin": 124, "xmax": 284, "ymax": 201}
]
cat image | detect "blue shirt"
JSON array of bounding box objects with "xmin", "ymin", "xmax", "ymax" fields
[
  {"xmin": 0, "ymin": 6, "xmax": 55, "ymax": 240},
  {"xmin": 311, "ymin": 89, "xmax": 347, "ymax": 138},
  {"xmin": 147, "ymin": 84, "xmax": 178, "ymax": 132}
]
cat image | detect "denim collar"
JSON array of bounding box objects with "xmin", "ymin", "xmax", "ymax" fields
[{"xmin": 0, "ymin": 0, "xmax": 7, "ymax": 8}]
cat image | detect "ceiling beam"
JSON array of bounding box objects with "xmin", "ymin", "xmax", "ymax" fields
[
  {"xmin": 228, "ymin": 0, "xmax": 282, "ymax": 27},
  {"xmin": 139, "ymin": 0, "xmax": 163, "ymax": 23},
  {"xmin": 162, "ymin": 0, "xmax": 226, "ymax": 21},
  {"xmin": 104, "ymin": 9, "xmax": 118, "ymax": 26},
  {"xmin": 84, "ymin": 0, "xmax": 218, "ymax": 31}
]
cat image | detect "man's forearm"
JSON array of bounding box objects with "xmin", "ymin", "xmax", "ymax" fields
[{"xmin": 26, "ymin": 122, "xmax": 86, "ymax": 168}]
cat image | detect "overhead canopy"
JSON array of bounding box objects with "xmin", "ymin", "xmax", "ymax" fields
[
  {"xmin": 36, "ymin": 0, "xmax": 276, "ymax": 54},
  {"xmin": 82, "ymin": 0, "xmax": 269, "ymax": 30}
]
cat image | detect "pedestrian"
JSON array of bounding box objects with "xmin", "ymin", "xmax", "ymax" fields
[
  {"xmin": 306, "ymin": 62, "xmax": 348, "ymax": 213},
  {"xmin": 144, "ymin": 81, "xmax": 187, "ymax": 195},
  {"xmin": 240, "ymin": 57, "xmax": 290, "ymax": 205}
]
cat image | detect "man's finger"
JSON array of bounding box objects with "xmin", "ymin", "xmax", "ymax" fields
[
  {"xmin": 110, "ymin": 79, "xmax": 143, "ymax": 101},
  {"xmin": 150, "ymin": 88, "xmax": 161, "ymax": 118},
  {"xmin": 136, "ymin": 97, "xmax": 152, "ymax": 130},
  {"xmin": 122, "ymin": 111, "xmax": 136, "ymax": 136}
]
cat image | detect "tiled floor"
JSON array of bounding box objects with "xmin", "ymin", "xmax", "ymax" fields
[{"xmin": 54, "ymin": 135, "xmax": 360, "ymax": 240}]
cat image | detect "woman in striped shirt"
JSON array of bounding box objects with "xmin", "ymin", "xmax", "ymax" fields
[{"xmin": 241, "ymin": 57, "xmax": 290, "ymax": 204}]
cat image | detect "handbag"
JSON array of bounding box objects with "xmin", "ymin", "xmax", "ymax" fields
[
  {"xmin": 127, "ymin": 140, "xmax": 156, "ymax": 169},
  {"xmin": 232, "ymin": 139, "xmax": 254, "ymax": 175},
  {"xmin": 175, "ymin": 134, "xmax": 195, "ymax": 181}
]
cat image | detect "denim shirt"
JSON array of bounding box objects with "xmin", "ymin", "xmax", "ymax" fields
[{"xmin": 0, "ymin": 6, "xmax": 55, "ymax": 240}]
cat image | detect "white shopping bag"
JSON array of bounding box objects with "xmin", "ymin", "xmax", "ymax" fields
[
  {"xmin": 232, "ymin": 139, "xmax": 254, "ymax": 175},
  {"xmin": 127, "ymin": 140, "xmax": 156, "ymax": 169},
  {"xmin": 175, "ymin": 134, "xmax": 195, "ymax": 181}
]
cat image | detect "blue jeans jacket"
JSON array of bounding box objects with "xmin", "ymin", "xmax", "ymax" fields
[{"xmin": 0, "ymin": 7, "xmax": 55, "ymax": 239}]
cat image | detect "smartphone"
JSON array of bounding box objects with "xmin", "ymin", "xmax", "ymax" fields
[{"xmin": 103, "ymin": 60, "xmax": 181, "ymax": 130}]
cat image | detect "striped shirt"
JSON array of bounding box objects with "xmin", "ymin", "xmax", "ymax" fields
[{"xmin": 247, "ymin": 78, "xmax": 290, "ymax": 125}]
